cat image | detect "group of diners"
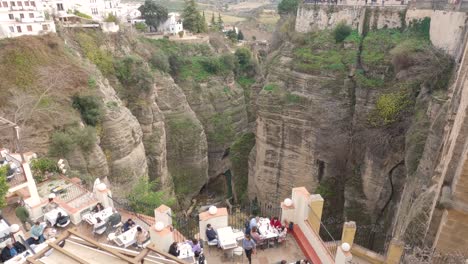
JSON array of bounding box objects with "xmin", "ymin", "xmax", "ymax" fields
[
  {"xmin": 168, "ymin": 238, "xmax": 205, "ymax": 263},
  {"xmin": 83, "ymin": 203, "xmax": 149, "ymax": 248},
  {"xmin": 246, "ymin": 216, "xmax": 288, "ymax": 247}
]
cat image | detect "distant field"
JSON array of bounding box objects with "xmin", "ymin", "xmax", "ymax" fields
[
  {"xmin": 203, "ymin": 10, "xmax": 246, "ymax": 24},
  {"xmin": 257, "ymin": 13, "xmax": 280, "ymax": 25}
]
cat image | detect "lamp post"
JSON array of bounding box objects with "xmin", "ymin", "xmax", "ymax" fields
[{"xmin": 14, "ymin": 126, "xmax": 25, "ymax": 163}]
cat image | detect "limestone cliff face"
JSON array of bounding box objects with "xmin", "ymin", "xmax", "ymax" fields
[
  {"xmin": 97, "ymin": 78, "xmax": 148, "ymax": 190},
  {"xmin": 178, "ymin": 74, "xmax": 249, "ymax": 179},
  {"xmin": 154, "ymin": 73, "xmax": 209, "ymax": 205}
]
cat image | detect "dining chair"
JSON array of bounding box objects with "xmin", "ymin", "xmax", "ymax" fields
[{"xmin": 232, "ymin": 246, "xmax": 243, "ymax": 263}]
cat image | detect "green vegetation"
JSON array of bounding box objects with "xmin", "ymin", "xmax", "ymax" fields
[
  {"xmin": 139, "ymin": 0, "xmax": 168, "ymax": 32},
  {"xmin": 49, "ymin": 126, "xmax": 97, "ymax": 157},
  {"xmin": 31, "ymin": 158, "xmax": 60, "ymax": 182},
  {"xmin": 361, "ymin": 29, "xmax": 403, "ymax": 68},
  {"xmin": 230, "ymin": 133, "xmax": 255, "ymax": 203},
  {"xmin": 209, "ymin": 113, "xmax": 235, "ymax": 145},
  {"xmin": 278, "ymin": 0, "xmax": 299, "ymax": 15},
  {"xmin": 235, "ymin": 48, "xmax": 256, "ymax": 76},
  {"xmin": 87, "ymin": 77, "xmax": 97, "ymax": 89},
  {"xmin": 179, "ymin": 56, "xmax": 236, "ymax": 82},
  {"xmin": 0, "ymin": 166, "xmax": 10, "ymax": 208},
  {"xmin": 1, "ymin": 48, "xmax": 43, "ymax": 88},
  {"xmin": 333, "ymin": 22, "xmax": 352, "ymax": 43},
  {"xmin": 182, "ymin": 0, "xmax": 207, "ymax": 33},
  {"xmin": 127, "ymin": 178, "xmax": 175, "ymax": 216},
  {"xmin": 292, "ymin": 31, "xmax": 357, "ymax": 75},
  {"xmin": 150, "ymin": 51, "xmax": 170, "ymax": 72},
  {"xmin": 72, "ymin": 95, "xmax": 103, "ymax": 126},
  {"xmin": 285, "ymin": 92, "xmax": 307, "ymax": 104},
  {"xmin": 73, "ymin": 10, "xmax": 92, "ymax": 19},
  {"xmin": 104, "ymin": 14, "xmax": 118, "ymax": 23},
  {"xmin": 263, "ymin": 83, "xmax": 279, "ymax": 91},
  {"xmin": 135, "ymin": 22, "xmax": 148, "ymax": 32},
  {"xmin": 370, "ymin": 92, "xmax": 411, "ymax": 126},
  {"xmin": 355, "ymin": 70, "xmax": 384, "ymax": 89},
  {"xmin": 114, "ymin": 56, "xmax": 153, "ymax": 92},
  {"xmin": 76, "ymin": 32, "xmax": 114, "ymax": 75}
]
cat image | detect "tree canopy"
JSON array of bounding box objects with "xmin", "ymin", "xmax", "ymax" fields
[
  {"xmin": 0, "ymin": 166, "xmax": 10, "ymax": 208},
  {"xmin": 278, "ymin": 0, "xmax": 299, "ymax": 15},
  {"xmin": 139, "ymin": 0, "xmax": 168, "ymax": 32},
  {"xmin": 182, "ymin": 0, "xmax": 207, "ymax": 33}
]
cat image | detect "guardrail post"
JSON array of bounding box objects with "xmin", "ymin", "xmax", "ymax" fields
[
  {"xmin": 308, "ymin": 194, "xmax": 324, "ymax": 234},
  {"xmin": 341, "ymin": 221, "xmax": 357, "ymax": 247},
  {"xmin": 385, "ymin": 239, "xmax": 404, "ymax": 264}
]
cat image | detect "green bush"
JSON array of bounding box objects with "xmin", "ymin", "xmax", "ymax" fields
[
  {"xmin": 209, "ymin": 113, "xmax": 235, "ymax": 145},
  {"xmin": 49, "ymin": 132, "xmax": 75, "ymax": 157},
  {"xmin": 278, "ymin": 0, "xmax": 299, "ymax": 14},
  {"xmin": 72, "ymin": 95, "xmax": 103, "ymax": 126},
  {"xmin": 150, "ymin": 51, "xmax": 170, "ymax": 73},
  {"xmin": 114, "ymin": 56, "xmax": 153, "ymax": 92},
  {"xmin": 372, "ymin": 92, "xmax": 411, "ymax": 125},
  {"xmin": 355, "ymin": 71, "xmax": 384, "ymax": 89},
  {"xmin": 127, "ymin": 178, "xmax": 175, "ymax": 216},
  {"xmin": 49, "ymin": 126, "xmax": 97, "ymax": 157},
  {"xmin": 333, "ymin": 22, "xmax": 352, "ymax": 43},
  {"xmin": 87, "ymin": 77, "xmax": 97, "ymax": 89},
  {"xmin": 31, "ymin": 158, "xmax": 59, "ymax": 175},
  {"xmin": 135, "ymin": 22, "xmax": 148, "ymax": 32},
  {"xmin": 235, "ymin": 48, "xmax": 255, "ymax": 75},
  {"xmin": 0, "ymin": 167, "xmax": 8, "ymax": 208},
  {"xmin": 263, "ymin": 83, "xmax": 279, "ymax": 91}
]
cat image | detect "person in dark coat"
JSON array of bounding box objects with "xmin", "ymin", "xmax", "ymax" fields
[
  {"xmin": 168, "ymin": 242, "xmax": 179, "ymax": 257},
  {"xmin": 1, "ymin": 241, "xmax": 26, "ymax": 261}
]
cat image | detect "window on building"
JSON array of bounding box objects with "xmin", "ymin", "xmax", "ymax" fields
[
  {"xmin": 20, "ymin": 13, "xmax": 24, "ymax": 18},
  {"xmin": 29, "ymin": 12, "xmax": 33, "ymax": 18},
  {"xmin": 56, "ymin": 3, "xmax": 63, "ymax": 10},
  {"xmin": 30, "ymin": 1, "xmax": 34, "ymax": 6},
  {"xmin": 91, "ymin": 8, "xmax": 98, "ymax": 15},
  {"xmin": 10, "ymin": 1, "xmax": 15, "ymax": 6},
  {"xmin": 16, "ymin": 25, "xmax": 21, "ymax": 32},
  {"xmin": 8, "ymin": 13, "xmax": 13, "ymax": 19},
  {"xmin": 42, "ymin": 24, "xmax": 48, "ymax": 30},
  {"xmin": 25, "ymin": 1, "xmax": 29, "ymax": 6},
  {"xmin": 27, "ymin": 25, "xmax": 32, "ymax": 31},
  {"xmin": 2, "ymin": 2, "xmax": 8, "ymax": 7},
  {"xmin": 9, "ymin": 26, "xmax": 14, "ymax": 32},
  {"xmin": 17, "ymin": 1, "xmax": 22, "ymax": 6}
]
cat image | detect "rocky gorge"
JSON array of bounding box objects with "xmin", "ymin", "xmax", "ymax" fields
[{"xmin": 0, "ymin": 7, "xmax": 460, "ymax": 252}]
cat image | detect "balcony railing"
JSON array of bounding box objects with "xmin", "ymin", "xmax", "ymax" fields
[{"xmin": 3, "ymin": 153, "xmax": 27, "ymax": 189}]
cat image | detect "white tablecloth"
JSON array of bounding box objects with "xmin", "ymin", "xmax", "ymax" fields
[
  {"xmin": 0, "ymin": 219, "xmax": 10, "ymax": 238},
  {"xmin": 178, "ymin": 243, "xmax": 196, "ymax": 263},
  {"xmin": 83, "ymin": 207, "xmax": 113, "ymax": 225},
  {"xmin": 217, "ymin": 226, "xmax": 238, "ymax": 250},
  {"xmin": 44, "ymin": 208, "xmax": 68, "ymax": 226},
  {"xmin": 258, "ymin": 218, "xmax": 279, "ymax": 239},
  {"xmin": 114, "ymin": 225, "xmax": 138, "ymax": 248}
]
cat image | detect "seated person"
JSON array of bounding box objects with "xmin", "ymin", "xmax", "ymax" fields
[
  {"xmin": 92, "ymin": 203, "xmax": 104, "ymax": 213},
  {"xmin": 187, "ymin": 238, "xmax": 201, "ymax": 257},
  {"xmin": 27, "ymin": 221, "xmax": 45, "ymax": 245},
  {"xmin": 1, "ymin": 242, "xmax": 25, "ymax": 261},
  {"xmin": 108, "ymin": 210, "xmax": 122, "ymax": 226},
  {"xmin": 122, "ymin": 218, "xmax": 136, "ymax": 232},
  {"xmin": 168, "ymin": 242, "xmax": 179, "ymax": 257},
  {"xmin": 56, "ymin": 212, "xmax": 69, "ymax": 226},
  {"xmin": 270, "ymin": 216, "xmax": 282, "ymax": 229},
  {"xmin": 135, "ymin": 227, "xmax": 149, "ymax": 246},
  {"xmin": 205, "ymin": 224, "xmax": 218, "ymax": 244},
  {"xmin": 250, "ymin": 226, "xmax": 264, "ymax": 244},
  {"xmin": 249, "ymin": 216, "xmax": 259, "ymax": 230},
  {"xmin": 278, "ymin": 226, "xmax": 288, "ymax": 243}
]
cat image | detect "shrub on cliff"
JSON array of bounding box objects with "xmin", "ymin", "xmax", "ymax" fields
[
  {"xmin": 49, "ymin": 126, "xmax": 97, "ymax": 157},
  {"xmin": 333, "ymin": 22, "xmax": 352, "ymax": 43},
  {"xmin": 72, "ymin": 95, "xmax": 103, "ymax": 126},
  {"xmin": 150, "ymin": 51, "xmax": 170, "ymax": 73},
  {"xmin": 115, "ymin": 56, "xmax": 153, "ymax": 92},
  {"xmin": 278, "ymin": 0, "xmax": 299, "ymax": 15}
]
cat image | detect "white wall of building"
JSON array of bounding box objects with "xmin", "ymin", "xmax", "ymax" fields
[
  {"xmin": 0, "ymin": 0, "xmax": 56, "ymax": 38},
  {"xmin": 42, "ymin": 0, "xmax": 121, "ymax": 21},
  {"xmin": 159, "ymin": 12, "xmax": 183, "ymax": 34}
]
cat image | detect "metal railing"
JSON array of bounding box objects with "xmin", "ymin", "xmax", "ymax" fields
[
  {"xmin": 3, "ymin": 153, "xmax": 27, "ymax": 188},
  {"xmin": 308, "ymin": 210, "xmax": 338, "ymax": 258},
  {"xmin": 107, "ymin": 195, "xmax": 153, "ymax": 230},
  {"xmin": 228, "ymin": 201, "xmax": 283, "ymax": 231}
]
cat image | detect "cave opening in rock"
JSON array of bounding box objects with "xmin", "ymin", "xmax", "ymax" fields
[
  {"xmin": 316, "ymin": 159, "xmax": 325, "ymax": 182},
  {"xmin": 222, "ymin": 148, "xmax": 230, "ymax": 159}
]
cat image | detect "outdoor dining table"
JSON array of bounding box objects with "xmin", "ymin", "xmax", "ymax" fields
[
  {"xmin": 5, "ymin": 242, "xmax": 49, "ymax": 264},
  {"xmin": 177, "ymin": 242, "xmax": 196, "ymax": 264},
  {"xmin": 258, "ymin": 218, "xmax": 279, "ymax": 247},
  {"xmin": 44, "ymin": 208, "xmax": 68, "ymax": 226},
  {"xmin": 217, "ymin": 226, "xmax": 238, "ymax": 250},
  {"xmin": 113, "ymin": 225, "xmax": 139, "ymax": 248},
  {"xmin": 83, "ymin": 207, "xmax": 113, "ymax": 225}
]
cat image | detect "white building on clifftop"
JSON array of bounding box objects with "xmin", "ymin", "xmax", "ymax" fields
[
  {"xmin": 0, "ymin": 0, "xmax": 56, "ymax": 38},
  {"xmin": 41, "ymin": 0, "xmax": 121, "ymax": 21}
]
